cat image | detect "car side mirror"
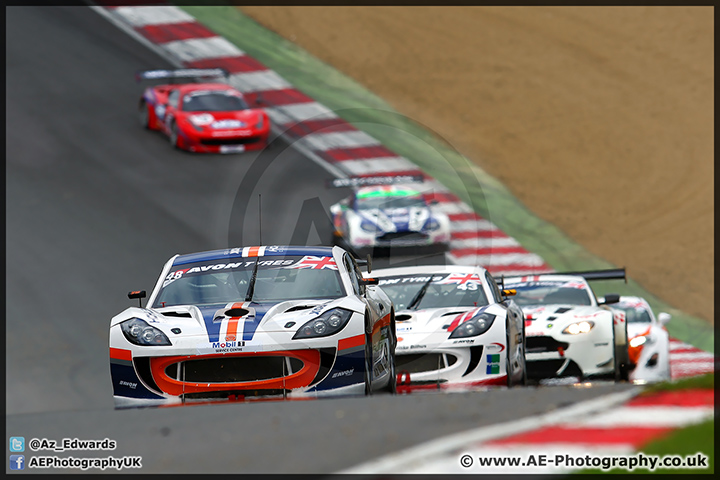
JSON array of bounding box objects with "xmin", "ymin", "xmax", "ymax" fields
[
  {"xmin": 502, "ymin": 289, "xmax": 516, "ymax": 297},
  {"xmin": 128, "ymin": 290, "xmax": 147, "ymax": 308},
  {"xmin": 360, "ymin": 277, "xmax": 379, "ymax": 286},
  {"xmin": 657, "ymin": 312, "xmax": 671, "ymax": 325},
  {"xmin": 599, "ymin": 293, "xmax": 620, "ymax": 305}
]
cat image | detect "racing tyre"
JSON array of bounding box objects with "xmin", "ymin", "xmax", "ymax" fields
[
  {"xmin": 364, "ymin": 314, "xmax": 373, "ymax": 395},
  {"xmin": 615, "ymin": 315, "xmax": 631, "ymax": 382},
  {"xmin": 519, "ymin": 321, "xmax": 528, "ymax": 386},
  {"xmin": 169, "ymin": 121, "xmax": 181, "ymax": 150},
  {"xmin": 608, "ymin": 319, "xmax": 630, "ymax": 383},
  {"xmin": 139, "ymin": 101, "xmax": 150, "ymax": 129},
  {"xmin": 381, "ymin": 312, "xmax": 397, "ymax": 394},
  {"xmin": 506, "ymin": 327, "xmax": 516, "ymax": 388}
]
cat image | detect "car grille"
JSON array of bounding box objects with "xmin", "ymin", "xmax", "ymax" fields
[
  {"xmin": 526, "ymin": 359, "xmax": 583, "ymax": 379},
  {"xmin": 167, "ymin": 356, "xmax": 304, "ymax": 383},
  {"xmin": 396, "ymin": 352, "xmax": 458, "ymax": 373},
  {"xmin": 145, "ymin": 349, "xmax": 332, "ymax": 397},
  {"xmin": 200, "ymin": 136, "xmax": 262, "ymax": 146},
  {"xmin": 526, "ymin": 336, "xmax": 570, "ymax": 353},
  {"xmin": 377, "ymin": 232, "xmax": 429, "ymax": 243}
]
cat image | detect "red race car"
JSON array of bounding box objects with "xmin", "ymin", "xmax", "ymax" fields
[{"xmin": 137, "ymin": 68, "xmax": 270, "ymax": 153}]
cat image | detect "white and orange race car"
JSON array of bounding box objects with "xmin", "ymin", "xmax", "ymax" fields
[
  {"xmin": 372, "ymin": 265, "xmax": 527, "ymax": 391},
  {"xmin": 502, "ymin": 269, "xmax": 630, "ymax": 382},
  {"xmin": 109, "ymin": 245, "xmax": 395, "ymax": 407},
  {"xmin": 601, "ymin": 295, "xmax": 672, "ymax": 383}
]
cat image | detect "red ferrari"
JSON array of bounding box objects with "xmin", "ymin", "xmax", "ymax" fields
[{"xmin": 137, "ymin": 68, "xmax": 270, "ymax": 153}]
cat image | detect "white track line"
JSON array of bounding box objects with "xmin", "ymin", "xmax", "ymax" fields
[
  {"xmin": 339, "ymin": 157, "xmax": 421, "ymax": 175},
  {"xmin": 113, "ymin": 5, "xmax": 196, "ymax": 27},
  {"xmin": 563, "ymin": 405, "xmax": 714, "ymax": 428},
  {"xmin": 161, "ymin": 37, "xmax": 245, "ymax": 62},
  {"xmin": 298, "ymin": 130, "xmax": 381, "ymax": 151},
  {"xmin": 228, "ymin": 70, "xmax": 293, "ymax": 93},
  {"xmin": 339, "ymin": 389, "xmax": 638, "ymax": 474}
]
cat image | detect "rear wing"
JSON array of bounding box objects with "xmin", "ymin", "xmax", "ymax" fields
[
  {"xmin": 494, "ymin": 267, "xmax": 627, "ymax": 290},
  {"xmin": 326, "ymin": 174, "xmax": 425, "ymax": 189},
  {"xmin": 135, "ymin": 68, "xmax": 229, "ymax": 83},
  {"xmin": 551, "ymin": 268, "xmax": 626, "ymax": 283}
]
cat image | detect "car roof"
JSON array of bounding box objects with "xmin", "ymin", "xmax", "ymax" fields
[
  {"xmin": 172, "ymin": 246, "xmax": 336, "ymax": 266},
  {"xmin": 371, "ymin": 264, "xmax": 487, "ymax": 277}
]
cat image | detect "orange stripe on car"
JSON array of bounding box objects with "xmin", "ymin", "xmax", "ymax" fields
[
  {"xmin": 338, "ymin": 334, "xmax": 364, "ymax": 351},
  {"xmin": 109, "ymin": 347, "xmax": 132, "ymax": 361},
  {"xmin": 225, "ymin": 302, "xmax": 246, "ymax": 341}
]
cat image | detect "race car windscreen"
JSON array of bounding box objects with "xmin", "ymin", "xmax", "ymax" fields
[
  {"xmin": 153, "ymin": 255, "xmax": 345, "ymax": 307},
  {"xmin": 182, "ymin": 91, "xmax": 249, "ymax": 112},
  {"xmin": 507, "ymin": 280, "xmax": 593, "ymax": 307},
  {"xmin": 378, "ymin": 273, "xmax": 489, "ymax": 310},
  {"xmin": 612, "ymin": 303, "xmax": 653, "ymax": 323},
  {"xmin": 356, "ymin": 192, "xmax": 425, "ymax": 210}
]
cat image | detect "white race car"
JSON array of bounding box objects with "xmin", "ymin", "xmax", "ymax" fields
[
  {"xmin": 601, "ymin": 295, "xmax": 672, "ymax": 383},
  {"xmin": 372, "ymin": 265, "xmax": 527, "ymax": 390},
  {"xmin": 109, "ymin": 245, "xmax": 396, "ymax": 408},
  {"xmin": 330, "ymin": 180, "xmax": 451, "ymax": 255},
  {"xmin": 503, "ymin": 269, "xmax": 630, "ymax": 382}
]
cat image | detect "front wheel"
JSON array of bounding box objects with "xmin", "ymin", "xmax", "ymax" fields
[
  {"xmin": 381, "ymin": 313, "xmax": 397, "ymax": 394},
  {"xmin": 614, "ymin": 347, "xmax": 630, "ymax": 382},
  {"xmin": 613, "ymin": 320, "xmax": 630, "ymax": 383},
  {"xmin": 169, "ymin": 121, "xmax": 181, "ymax": 150},
  {"xmin": 139, "ymin": 101, "xmax": 150, "ymax": 129},
  {"xmin": 519, "ymin": 321, "xmax": 528, "ymax": 386},
  {"xmin": 506, "ymin": 328, "xmax": 516, "ymax": 388},
  {"xmin": 364, "ymin": 315, "xmax": 373, "ymax": 395}
]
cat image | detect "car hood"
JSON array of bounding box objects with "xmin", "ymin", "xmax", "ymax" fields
[
  {"xmin": 185, "ymin": 110, "xmax": 263, "ymax": 130},
  {"xmin": 522, "ymin": 304, "xmax": 609, "ymax": 333},
  {"xmin": 357, "ymin": 206, "xmax": 430, "ymax": 232},
  {"xmin": 394, "ymin": 304, "xmax": 503, "ymax": 335},
  {"xmin": 112, "ymin": 297, "xmax": 356, "ymax": 343}
]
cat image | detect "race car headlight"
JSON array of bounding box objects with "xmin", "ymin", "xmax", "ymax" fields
[
  {"xmin": 293, "ymin": 308, "xmax": 353, "ymax": 339},
  {"xmin": 629, "ymin": 334, "xmax": 653, "ymax": 348},
  {"xmin": 424, "ymin": 217, "xmax": 441, "ymax": 231},
  {"xmin": 360, "ymin": 221, "xmax": 378, "ymax": 233},
  {"xmin": 121, "ymin": 318, "xmax": 172, "ymax": 346},
  {"xmin": 562, "ymin": 321, "xmax": 594, "ymax": 335},
  {"xmin": 448, "ymin": 313, "xmax": 496, "ymax": 338},
  {"xmin": 189, "ymin": 113, "xmax": 214, "ymax": 131}
]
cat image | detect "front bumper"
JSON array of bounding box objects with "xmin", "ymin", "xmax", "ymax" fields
[
  {"xmin": 110, "ymin": 341, "xmax": 366, "ymax": 406},
  {"xmin": 181, "ymin": 127, "xmax": 270, "ymax": 153},
  {"xmin": 525, "ymin": 333, "xmax": 614, "ymax": 377},
  {"xmin": 393, "ymin": 332, "xmax": 508, "ymax": 387}
]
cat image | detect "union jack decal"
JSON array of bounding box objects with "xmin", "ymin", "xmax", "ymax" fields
[
  {"xmin": 438, "ymin": 272, "xmax": 482, "ymax": 285},
  {"xmin": 285, "ymin": 255, "xmax": 338, "ymax": 270}
]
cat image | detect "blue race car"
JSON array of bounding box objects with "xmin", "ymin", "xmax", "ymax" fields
[{"xmin": 329, "ymin": 178, "xmax": 451, "ymax": 255}]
